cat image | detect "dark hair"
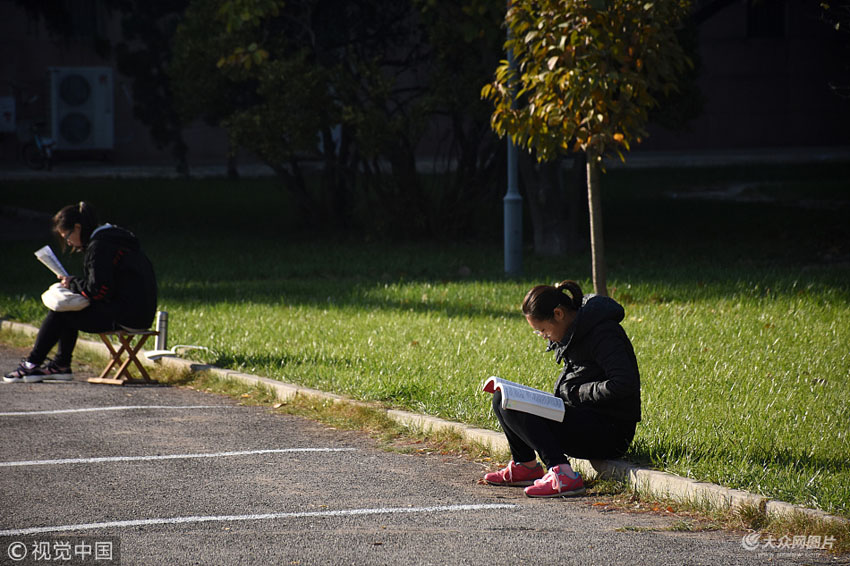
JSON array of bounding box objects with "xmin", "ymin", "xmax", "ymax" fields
[
  {"xmin": 53, "ymin": 201, "xmax": 99, "ymax": 250},
  {"xmin": 522, "ymin": 280, "xmax": 583, "ymax": 320}
]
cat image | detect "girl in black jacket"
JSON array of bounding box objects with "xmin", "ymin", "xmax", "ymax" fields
[
  {"xmin": 484, "ymin": 280, "xmax": 640, "ymax": 498},
  {"xmin": 4, "ymin": 202, "xmax": 157, "ymax": 383}
]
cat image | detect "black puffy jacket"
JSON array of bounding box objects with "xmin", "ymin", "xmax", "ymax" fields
[
  {"xmin": 550, "ymin": 294, "xmax": 641, "ymax": 423},
  {"xmin": 68, "ymin": 225, "xmax": 157, "ymax": 329}
]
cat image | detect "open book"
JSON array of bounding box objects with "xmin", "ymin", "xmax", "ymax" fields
[
  {"xmin": 34, "ymin": 245, "xmax": 69, "ymax": 278},
  {"xmin": 483, "ymin": 376, "xmax": 565, "ymax": 422}
]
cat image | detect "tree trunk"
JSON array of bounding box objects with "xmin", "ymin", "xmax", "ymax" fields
[
  {"xmin": 270, "ymin": 159, "xmax": 317, "ymax": 224},
  {"xmin": 226, "ymin": 142, "xmax": 239, "ymax": 179},
  {"xmin": 521, "ymin": 155, "xmax": 580, "ymax": 257},
  {"xmin": 322, "ymin": 125, "xmax": 352, "ymax": 231},
  {"xmin": 388, "ymin": 141, "xmax": 427, "ymax": 235},
  {"xmin": 585, "ymin": 147, "xmax": 607, "ymax": 296}
]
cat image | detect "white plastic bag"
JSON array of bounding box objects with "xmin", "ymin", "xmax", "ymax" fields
[{"xmin": 41, "ymin": 283, "xmax": 90, "ymax": 312}]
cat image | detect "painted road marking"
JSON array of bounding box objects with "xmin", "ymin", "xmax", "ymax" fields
[
  {"xmin": 0, "ymin": 448, "xmax": 357, "ymax": 467},
  {"xmin": 0, "ymin": 405, "xmax": 235, "ymax": 416},
  {"xmin": 0, "ymin": 504, "xmax": 518, "ymax": 536}
]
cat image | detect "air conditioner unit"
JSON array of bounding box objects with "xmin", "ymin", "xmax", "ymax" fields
[{"xmin": 49, "ymin": 67, "xmax": 114, "ymax": 151}]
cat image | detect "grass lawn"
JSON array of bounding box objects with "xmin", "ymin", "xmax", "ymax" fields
[{"xmin": 1, "ymin": 162, "xmax": 848, "ymax": 517}]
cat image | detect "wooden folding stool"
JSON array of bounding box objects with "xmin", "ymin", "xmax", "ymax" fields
[{"xmin": 88, "ymin": 329, "xmax": 159, "ymax": 385}]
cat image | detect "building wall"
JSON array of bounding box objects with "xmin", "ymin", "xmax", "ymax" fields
[
  {"xmin": 643, "ymin": 0, "xmax": 850, "ymax": 150},
  {"xmin": 0, "ymin": 2, "xmax": 231, "ymax": 167}
]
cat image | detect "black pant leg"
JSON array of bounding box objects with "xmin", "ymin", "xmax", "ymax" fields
[
  {"xmin": 559, "ymin": 406, "xmax": 636, "ymax": 460},
  {"xmin": 28, "ymin": 305, "xmax": 118, "ymax": 367},
  {"xmin": 28, "ymin": 310, "xmax": 66, "ymax": 366},
  {"xmin": 493, "ymin": 391, "xmax": 571, "ymax": 468},
  {"xmin": 493, "ymin": 391, "xmax": 637, "ymax": 467}
]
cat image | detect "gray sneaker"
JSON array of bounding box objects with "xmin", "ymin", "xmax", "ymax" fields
[
  {"xmin": 39, "ymin": 360, "xmax": 74, "ymax": 381},
  {"xmin": 3, "ymin": 360, "xmax": 73, "ymax": 383},
  {"xmin": 4, "ymin": 360, "xmax": 44, "ymax": 383}
]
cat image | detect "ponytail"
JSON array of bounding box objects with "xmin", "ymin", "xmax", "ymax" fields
[
  {"xmin": 554, "ymin": 280, "xmax": 583, "ymax": 311},
  {"xmin": 522, "ymin": 280, "xmax": 584, "ymax": 320},
  {"xmin": 53, "ymin": 201, "xmax": 99, "ymax": 250}
]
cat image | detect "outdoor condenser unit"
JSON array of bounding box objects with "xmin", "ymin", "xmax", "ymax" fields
[{"xmin": 49, "ymin": 66, "xmax": 114, "ymax": 151}]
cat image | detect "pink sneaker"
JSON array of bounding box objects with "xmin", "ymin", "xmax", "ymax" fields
[
  {"xmin": 484, "ymin": 461, "xmax": 545, "ymax": 486},
  {"xmin": 523, "ymin": 465, "xmax": 586, "ymax": 498}
]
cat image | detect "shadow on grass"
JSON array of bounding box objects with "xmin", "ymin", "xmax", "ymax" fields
[
  {"xmin": 213, "ymin": 350, "xmax": 358, "ymax": 373},
  {"xmin": 2, "ymin": 162, "xmax": 849, "ymax": 317}
]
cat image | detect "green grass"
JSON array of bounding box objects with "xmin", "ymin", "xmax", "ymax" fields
[{"xmin": 0, "ymin": 163, "xmax": 848, "ymax": 517}]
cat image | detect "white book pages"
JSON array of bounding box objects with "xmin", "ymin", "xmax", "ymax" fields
[
  {"xmin": 34, "ymin": 245, "xmax": 69, "ymax": 278},
  {"xmin": 483, "ymin": 376, "xmax": 565, "ymax": 422}
]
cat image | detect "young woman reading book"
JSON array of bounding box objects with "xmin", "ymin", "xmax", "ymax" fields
[
  {"xmin": 4, "ymin": 202, "xmax": 157, "ymax": 383},
  {"xmin": 484, "ymin": 280, "xmax": 640, "ymax": 498}
]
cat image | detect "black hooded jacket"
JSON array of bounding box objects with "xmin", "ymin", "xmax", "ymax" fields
[
  {"xmin": 68, "ymin": 225, "xmax": 157, "ymax": 329},
  {"xmin": 549, "ymin": 294, "xmax": 641, "ymax": 423}
]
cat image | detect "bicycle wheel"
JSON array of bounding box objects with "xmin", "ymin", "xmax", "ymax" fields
[{"xmin": 22, "ymin": 143, "xmax": 46, "ymax": 170}]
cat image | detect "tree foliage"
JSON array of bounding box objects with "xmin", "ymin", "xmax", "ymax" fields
[
  {"xmin": 169, "ymin": 0, "xmax": 506, "ymax": 236},
  {"xmin": 482, "ymin": 0, "xmax": 691, "ymax": 164},
  {"xmin": 112, "ymin": 0, "xmax": 191, "ymax": 171},
  {"xmin": 482, "ymin": 0, "xmax": 692, "ymax": 293}
]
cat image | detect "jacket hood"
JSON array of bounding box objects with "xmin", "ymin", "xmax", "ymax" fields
[
  {"xmin": 548, "ymin": 294, "xmax": 625, "ymax": 363},
  {"xmin": 572, "ymin": 294, "xmax": 625, "ymax": 340},
  {"xmin": 89, "ymin": 224, "xmax": 141, "ymax": 251}
]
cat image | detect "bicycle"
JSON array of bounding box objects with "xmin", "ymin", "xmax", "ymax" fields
[{"xmin": 21, "ymin": 121, "xmax": 55, "ymax": 171}]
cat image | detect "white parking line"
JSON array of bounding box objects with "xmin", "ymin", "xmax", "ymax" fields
[
  {"xmin": 0, "ymin": 448, "xmax": 358, "ymax": 467},
  {"xmin": 0, "ymin": 504, "xmax": 518, "ymax": 536},
  {"xmin": 0, "ymin": 405, "xmax": 235, "ymax": 416}
]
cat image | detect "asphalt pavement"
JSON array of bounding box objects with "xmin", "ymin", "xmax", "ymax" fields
[{"xmin": 0, "ymin": 343, "xmax": 841, "ymax": 566}]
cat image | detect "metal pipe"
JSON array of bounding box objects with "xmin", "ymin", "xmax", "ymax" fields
[{"xmin": 504, "ymin": 0, "xmax": 522, "ymax": 276}]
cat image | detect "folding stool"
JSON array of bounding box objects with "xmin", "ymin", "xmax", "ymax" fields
[{"xmin": 88, "ymin": 328, "xmax": 159, "ymax": 385}]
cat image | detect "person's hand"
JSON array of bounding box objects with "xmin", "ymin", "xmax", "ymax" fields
[{"xmin": 59, "ymin": 276, "xmax": 73, "ymax": 288}]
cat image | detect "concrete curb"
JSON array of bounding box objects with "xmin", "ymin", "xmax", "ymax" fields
[{"xmin": 2, "ymin": 319, "xmax": 846, "ymax": 526}]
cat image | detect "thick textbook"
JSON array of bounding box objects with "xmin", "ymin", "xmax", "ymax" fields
[{"xmin": 483, "ymin": 376, "xmax": 565, "ymax": 422}]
